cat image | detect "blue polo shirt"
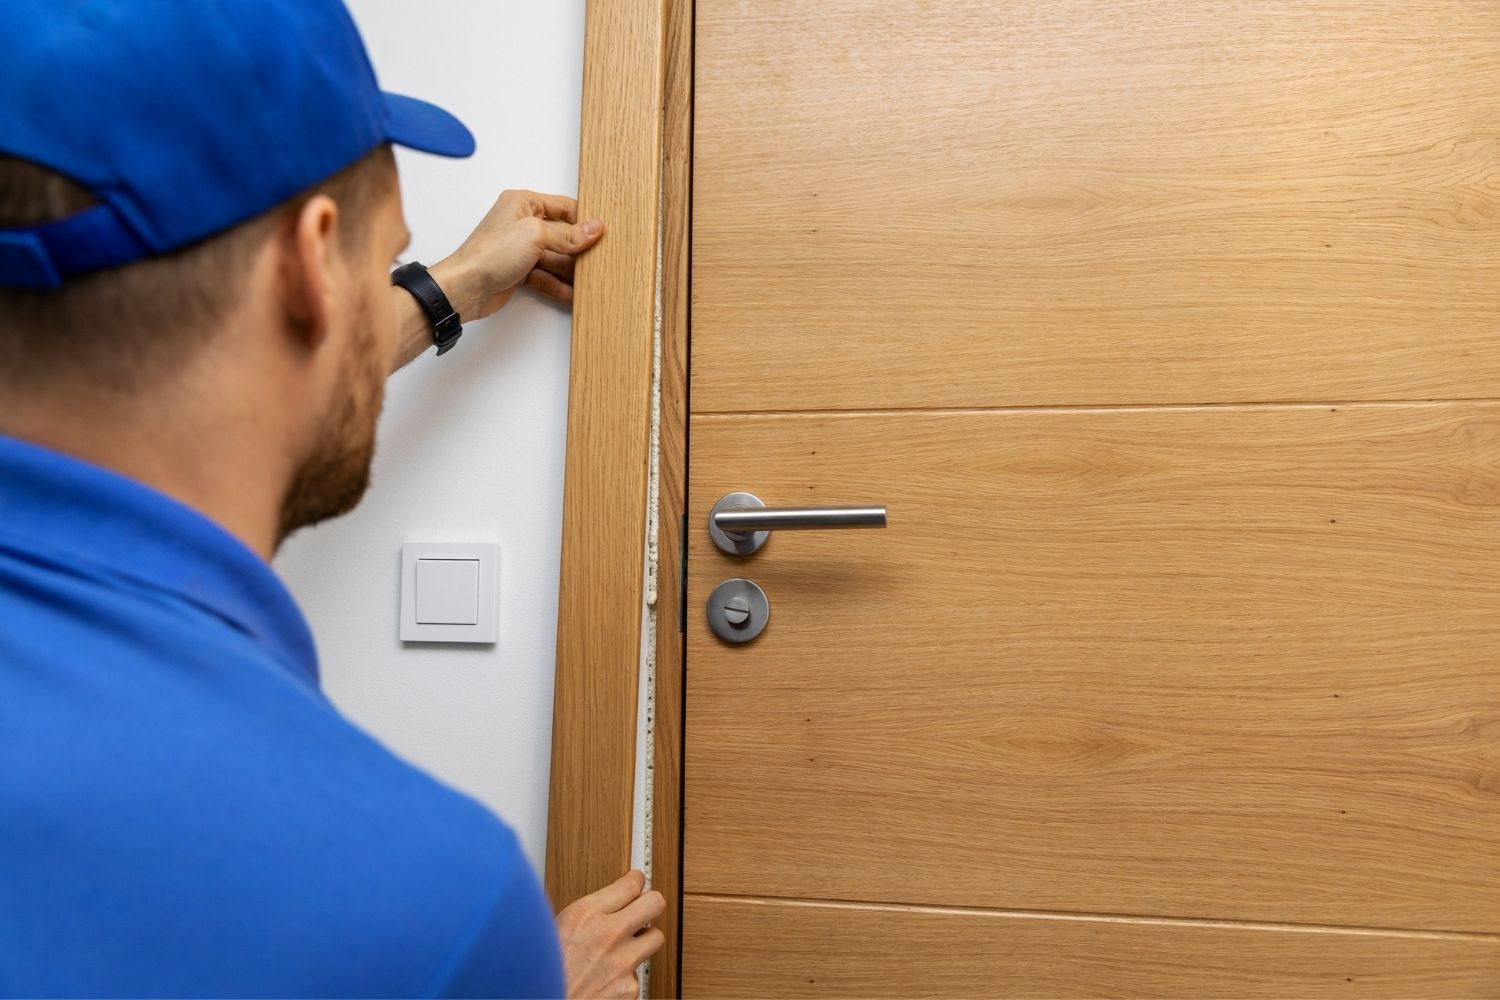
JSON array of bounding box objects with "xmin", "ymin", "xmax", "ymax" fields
[{"xmin": 0, "ymin": 434, "xmax": 564, "ymax": 998}]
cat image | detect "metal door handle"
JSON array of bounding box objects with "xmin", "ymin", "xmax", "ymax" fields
[{"xmin": 709, "ymin": 491, "xmax": 887, "ymax": 555}]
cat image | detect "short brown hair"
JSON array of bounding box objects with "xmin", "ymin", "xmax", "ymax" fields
[{"xmin": 0, "ymin": 145, "xmax": 395, "ymax": 395}]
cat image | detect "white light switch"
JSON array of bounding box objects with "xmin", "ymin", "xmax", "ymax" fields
[
  {"xmin": 400, "ymin": 542, "xmax": 499, "ymax": 643},
  {"xmin": 415, "ymin": 559, "xmax": 479, "ymax": 625}
]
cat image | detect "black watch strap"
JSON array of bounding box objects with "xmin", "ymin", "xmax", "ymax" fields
[{"xmin": 391, "ymin": 261, "xmax": 463, "ymax": 356}]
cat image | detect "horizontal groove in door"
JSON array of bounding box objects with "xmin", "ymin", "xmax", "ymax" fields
[
  {"xmin": 682, "ymin": 895, "xmax": 1500, "ymax": 999},
  {"xmin": 692, "ymin": 397, "xmax": 1500, "ymax": 420},
  {"xmin": 688, "ymin": 892, "xmax": 1500, "ymax": 943},
  {"xmin": 685, "ymin": 404, "xmax": 1500, "ymax": 934}
]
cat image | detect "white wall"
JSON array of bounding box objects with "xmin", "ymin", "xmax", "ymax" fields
[{"xmin": 275, "ymin": 0, "xmax": 586, "ymax": 875}]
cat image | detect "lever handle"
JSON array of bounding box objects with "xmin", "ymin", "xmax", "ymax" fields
[
  {"xmin": 709, "ymin": 492, "xmax": 887, "ymax": 555},
  {"xmin": 713, "ymin": 506, "xmax": 886, "ymax": 533}
]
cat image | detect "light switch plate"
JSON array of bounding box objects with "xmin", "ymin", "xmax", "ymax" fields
[
  {"xmin": 415, "ymin": 558, "xmax": 479, "ymax": 625},
  {"xmin": 400, "ymin": 542, "xmax": 498, "ymax": 643}
]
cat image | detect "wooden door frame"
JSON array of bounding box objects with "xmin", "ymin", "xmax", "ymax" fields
[{"xmin": 545, "ymin": 0, "xmax": 691, "ymax": 995}]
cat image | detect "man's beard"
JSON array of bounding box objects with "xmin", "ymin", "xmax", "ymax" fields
[{"xmin": 275, "ymin": 302, "xmax": 385, "ymax": 547}]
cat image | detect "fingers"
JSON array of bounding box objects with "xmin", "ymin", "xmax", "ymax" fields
[
  {"xmin": 525, "ymin": 251, "xmax": 576, "ymax": 302},
  {"xmin": 533, "ymin": 192, "xmax": 578, "ymax": 224},
  {"xmin": 538, "ymin": 249, "xmax": 575, "ymax": 283},
  {"xmin": 556, "ymin": 873, "xmax": 662, "ymax": 1000},
  {"xmin": 498, "ymin": 189, "xmax": 579, "ymax": 224},
  {"xmin": 625, "ymin": 926, "xmax": 666, "ymax": 968},
  {"xmin": 616, "ymin": 888, "xmax": 666, "ymax": 932},
  {"xmin": 583, "ymin": 869, "xmax": 647, "ymax": 915},
  {"xmin": 525, "ymin": 267, "xmax": 572, "ymax": 303}
]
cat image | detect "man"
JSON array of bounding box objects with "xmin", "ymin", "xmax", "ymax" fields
[{"xmin": 0, "ymin": 1, "xmax": 662, "ymax": 996}]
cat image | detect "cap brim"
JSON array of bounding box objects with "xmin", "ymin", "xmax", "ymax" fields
[{"xmin": 382, "ymin": 92, "xmax": 476, "ymax": 158}]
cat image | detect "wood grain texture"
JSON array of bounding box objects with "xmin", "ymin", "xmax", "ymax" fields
[
  {"xmin": 684, "ymin": 404, "xmax": 1500, "ymax": 933},
  {"xmin": 547, "ymin": 0, "xmax": 664, "ymax": 911},
  {"xmin": 692, "ymin": 0, "xmax": 1500, "ymax": 413},
  {"xmin": 682, "ymin": 895, "xmax": 1500, "ymax": 999},
  {"xmin": 648, "ymin": 0, "xmax": 691, "ymax": 993}
]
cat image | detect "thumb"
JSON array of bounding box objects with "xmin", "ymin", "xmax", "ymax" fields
[{"xmin": 539, "ymin": 217, "xmax": 605, "ymax": 255}]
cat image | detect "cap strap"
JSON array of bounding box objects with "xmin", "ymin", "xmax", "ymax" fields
[{"xmin": 0, "ymin": 203, "xmax": 151, "ymax": 290}]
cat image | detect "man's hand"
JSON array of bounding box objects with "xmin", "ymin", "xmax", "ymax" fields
[
  {"xmin": 390, "ymin": 189, "xmax": 603, "ymax": 371},
  {"xmin": 431, "ymin": 189, "xmax": 604, "ymax": 322},
  {"xmin": 555, "ymin": 870, "xmax": 666, "ymax": 1000}
]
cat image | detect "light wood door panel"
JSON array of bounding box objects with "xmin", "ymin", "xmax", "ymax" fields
[
  {"xmin": 685, "ymin": 405, "xmax": 1500, "ymax": 934},
  {"xmin": 685, "ymin": 0, "xmax": 1500, "ymax": 991},
  {"xmin": 682, "ymin": 896, "xmax": 1500, "ymax": 999},
  {"xmin": 692, "ymin": 1, "xmax": 1500, "ymax": 413}
]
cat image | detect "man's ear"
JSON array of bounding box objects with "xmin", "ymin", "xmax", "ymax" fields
[{"xmin": 277, "ymin": 193, "xmax": 341, "ymax": 351}]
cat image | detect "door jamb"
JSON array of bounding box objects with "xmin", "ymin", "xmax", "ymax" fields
[
  {"xmin": 545, "ymin": 0, "xmax": 690, "ymax": 995},
  {"xmin": 650, "ymin": 0, "xmax": 692, "ymax": 992}
]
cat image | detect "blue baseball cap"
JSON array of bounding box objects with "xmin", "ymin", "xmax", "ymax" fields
[{"xmin": 0, "ymin": 0, "xmax": 475, "ymax": 290}]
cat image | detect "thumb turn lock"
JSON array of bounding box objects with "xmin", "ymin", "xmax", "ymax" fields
[{"xmin": 707, "ymin": 578, "xmax": 770, "ymax": 643}]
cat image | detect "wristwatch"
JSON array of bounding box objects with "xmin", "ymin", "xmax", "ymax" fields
[{"xmin": 391, "ymin": 261, "xmax": 463, "ymax": 356}]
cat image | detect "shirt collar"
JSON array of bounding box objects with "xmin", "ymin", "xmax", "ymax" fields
[{"xmin": 0, "ymin": 433, "xmax": 319, "ymax": 685}]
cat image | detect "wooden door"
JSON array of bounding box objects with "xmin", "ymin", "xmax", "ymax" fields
[{"xmin": 682, "ymin": 2, "xmax": 1500, "ymax": 995}]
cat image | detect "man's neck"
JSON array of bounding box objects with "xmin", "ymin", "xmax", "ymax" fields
[{"xmin": 0, "ymin": 388, "xmax": 291, "ymax": 563}]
